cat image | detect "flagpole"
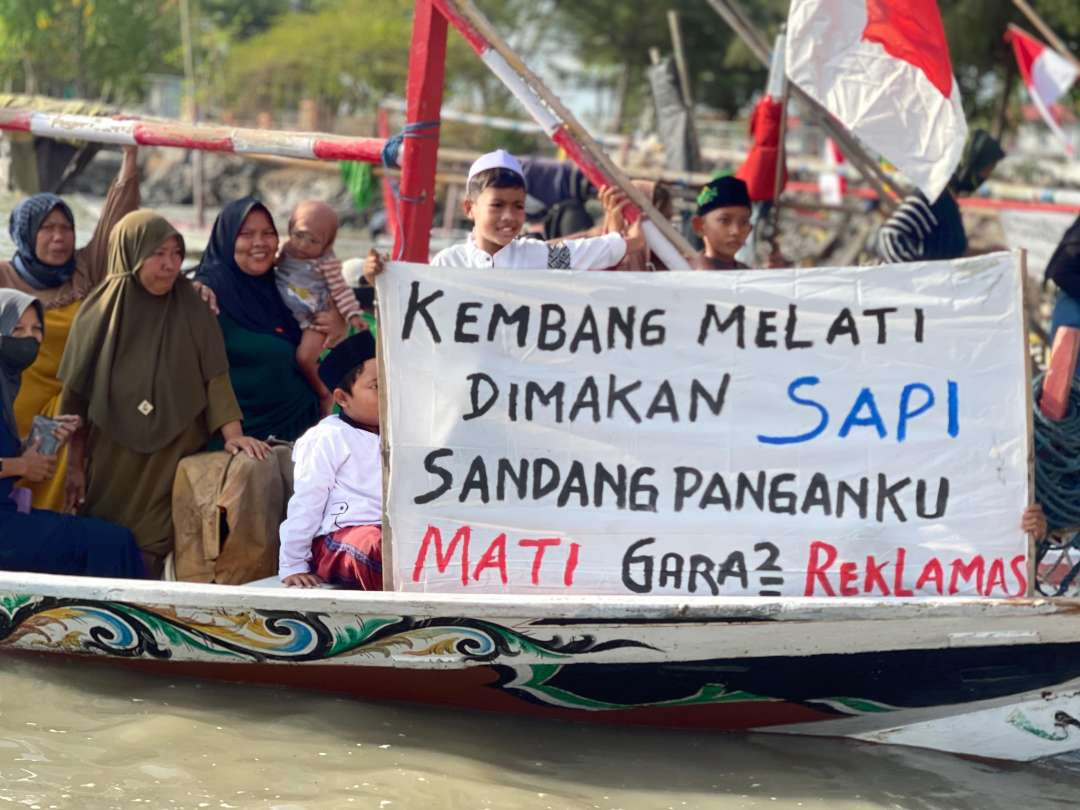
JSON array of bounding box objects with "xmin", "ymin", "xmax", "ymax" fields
[{"xmin": 1011, "ymin": 0, "xmax": 1080, "ymax": 69}]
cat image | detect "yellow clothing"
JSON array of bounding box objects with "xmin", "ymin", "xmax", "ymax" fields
[{"xmin": 12, "ymin": 299, "xmax": 80, "ymax": 510}]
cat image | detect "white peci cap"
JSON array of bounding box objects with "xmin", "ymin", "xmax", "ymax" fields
[{"xmin": 467, "ymin": 149, "xmax": 525, "ymax": 184}]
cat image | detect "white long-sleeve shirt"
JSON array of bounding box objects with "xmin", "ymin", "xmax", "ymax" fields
[
  {"xmin": 430, "ymin": 232, "xmax": 627, "ymax": 270},
  {"xmin": 278, "ymin": 415, "xmax": 382, "ymax": 579}
]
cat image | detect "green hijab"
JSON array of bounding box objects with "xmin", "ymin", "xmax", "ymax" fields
[
  {"xmin": 58, "ymin": 210, "xmax": 229, "ymax": 454},
  {"xmin": 950, "ymin": 129, "xmax": 1005, "ymax": 195}
]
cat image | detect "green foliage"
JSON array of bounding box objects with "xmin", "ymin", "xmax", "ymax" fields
[
  {"xmin": 0, "ymin": 0, "xmax": 181, "ymax": 101},
  {"xmin": 220, "ymin": 0, "xmax": 497, "ymax": 118}
]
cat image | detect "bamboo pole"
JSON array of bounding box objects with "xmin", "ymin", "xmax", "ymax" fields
[
  {"xmin": 769, "ymin": 77, "xmax": 791, "ymax": 246},
  {"xmin": 1012, "ymin": 0, "xmax": 1080, "ymax": 68},
  {"xmin": 438, "ymin": 0, "xmax": 699, "ymax": 263},
  {"xmin": 179, "ymin": 0, "xmax": 204, "ymax": 227}
]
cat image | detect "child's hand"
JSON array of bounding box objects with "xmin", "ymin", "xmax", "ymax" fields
[
  {"xmin": 599, "ymin": 185, "xmax": 631, "ymax": 235},
  {"xmin": 348, "ymin": 314, "xmax": 369, "ymax": 332},
  {"xmin": 283, "ymin": 572, "xmax": 326, "ymax": 588},
  {"xmin": 1022, "ymin": 504, "xmax": 1048, "ymax": 539},
  {"xmin": 362, "ymin": 249, "xmax": 386, "ymax": 285}
]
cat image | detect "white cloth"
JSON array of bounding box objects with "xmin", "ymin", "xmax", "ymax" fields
[
  {"xmin": 278, "ymin": 415, "xmax": 382, "ymax": 579},
  {"xmin": 430, "ymin": 233, "xmax": 627, "ymax": 270}
]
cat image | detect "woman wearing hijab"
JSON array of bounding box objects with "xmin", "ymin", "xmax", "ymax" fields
[
  {"xmin": 876, "ymin": 129, "xmax": 1005, "ymax": 264},
  {"xmin": 193, "ymin": 197, "xmax": 338, "ymax": 442},
  {"xmin": 0, "ymin": 289, "xmax": 144, "ymax": 578},
  {"xmin": 58, "ymin": 210, "xmax": 268, "ymax": 577},
  {"xmin": 0, "ymin": 147, "xmax": 141, "ymax": 512}
]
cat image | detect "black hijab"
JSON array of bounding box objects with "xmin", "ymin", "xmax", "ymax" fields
[
  {"xmin": 950, "ymin": 129, "xmax": 1005, "ymax": 195},
  {"xmin": 193, "ymin": 198, "xmax": 301, "ymax": 344}
]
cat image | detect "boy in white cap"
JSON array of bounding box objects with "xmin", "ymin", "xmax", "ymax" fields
[{"xmin": 363, "ymin": 149, "xmax": 644, "ymax": 278}]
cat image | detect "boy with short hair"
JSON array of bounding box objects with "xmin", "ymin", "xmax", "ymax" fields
[
  {"xmin": 691, "ymin": 175, "xmax": 754, "ymax": 270},
  {"xmin": 278, "ymin": 332, "xmax": 383, "ymax": 589},
  {"xmin": 364, "ymin": 149, "xmax": 644, "ymax": 278}
]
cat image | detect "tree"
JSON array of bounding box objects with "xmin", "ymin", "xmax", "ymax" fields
[
  {"xmin": 0, "ymin": 0, "xmax": 181, "ymax": 101},
  {"xmin": 220, "ymin": 0, "xmax": 515, "ymax": 127}
]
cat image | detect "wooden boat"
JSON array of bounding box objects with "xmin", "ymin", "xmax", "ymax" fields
[{"xmin": 4, "ymin": 571, "xmax": 1080, "ymax": 762}]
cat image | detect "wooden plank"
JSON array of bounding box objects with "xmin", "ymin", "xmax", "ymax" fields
[{"xmin": 1020, "ymin": 250, "xmax": 1037, "ymax": 597}]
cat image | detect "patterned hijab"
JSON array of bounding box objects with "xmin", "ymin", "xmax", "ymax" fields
[
  {"xmin": 58, "ymin": 210, "xmax": 228, "ymax": 454},
  {"xmin": 8, "ymin": 194, "xmax": 77, "ymax": 290},
  {"xmin": 193, "ymin": 197, "xmax": 301, "ymax": 344},
  {"xmin": 0, "ymin": 289, "xmax": 42, "ymax": 434}
]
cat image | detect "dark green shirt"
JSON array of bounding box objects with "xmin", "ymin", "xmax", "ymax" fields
[{"xmin": 216, "ymin": 311, "xmax": 319, "ymax": 443}]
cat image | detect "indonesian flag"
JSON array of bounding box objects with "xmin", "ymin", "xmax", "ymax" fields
[
  {"xmin": 1005, "ymin": 26, "xmax": 1078, "ymax": 155},
  {"xmin": 786, "ymin": 0, "xmax": 967, "ymax": 201}
]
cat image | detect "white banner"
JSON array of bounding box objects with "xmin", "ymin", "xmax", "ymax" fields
[{"xmin": 377, "ymin": 254, "xmax": 1029, "ymax": 597}]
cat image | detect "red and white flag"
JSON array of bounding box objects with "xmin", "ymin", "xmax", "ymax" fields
[
  {"xmin": 1005, "ymin": 26, "xmax": 1078, "ymax": 155},
  {"xmin": 786, "ymin": 0, "xmax": 967, "ymax": 200}
]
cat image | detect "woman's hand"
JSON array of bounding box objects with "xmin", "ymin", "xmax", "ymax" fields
[
  {"xmin": 362, "ymin": 249, "xmax": 386, "ymax": 285},
  {"xmin": 224, "ymin": 435, "xmax": 271, "ymax": 461},
  {"xmin": 20, "ymin": 439, "xmax": 57, "ymax": 483},
  {"xmin": 65, "ymin": 464, "xmax": 87, "ymax": 513},
  {"xmin": 312, "ymin": 307, "xmax": 347, "ymax": 349},
  {"xmin": 51, "ymin": 414, "xmax": 82, "ymax": 446},
  {"xmin": 283, "ymin": 572, "xmax": 325, "ymax": 588},
  {"xmin": 1022, "ymin": 504, "xmax": 1048, "ymax": 539},
  {"xmin": 191, "ymin": 281, "xmax": 220, "ymax": 315}
]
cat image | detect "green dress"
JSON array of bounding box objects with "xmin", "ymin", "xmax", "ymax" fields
[{"xmin": 218, "ymin": 311, "xmax": 320, "ymax": 443}]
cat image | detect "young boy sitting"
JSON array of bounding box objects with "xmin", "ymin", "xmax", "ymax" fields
[
  {"xmin": 691, "ymin": 175, "xmax": 754, "ymax": 270},
  {"xmin": 363, "ymin": 149, "xmax": 645, "ymax": 279},
  {"xmin": 278, "ymin": 332, "xmax": 383, "ymax": 589}
]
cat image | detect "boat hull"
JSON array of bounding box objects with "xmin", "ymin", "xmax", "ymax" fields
[{"xmin": 3, "ymin": 573, "xmax": 1080, "ymax": 761}]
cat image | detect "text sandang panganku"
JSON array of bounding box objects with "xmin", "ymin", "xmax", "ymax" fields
[{"xmin": 376, "ymin": 254, "xmax": 1029, "ymax": 597}]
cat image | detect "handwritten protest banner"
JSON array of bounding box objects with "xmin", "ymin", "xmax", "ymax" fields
[{"xmin": 377, "ymin": 253, "xmax": 1029, "ymax": 597}]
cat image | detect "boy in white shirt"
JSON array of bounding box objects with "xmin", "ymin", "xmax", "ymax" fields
[
  {"xmin": 278, "ymin": 332, "xmax": 383, "ymax": 588},
  {"xmin": 363, "ymin": 149, "xmax": 645, "ymax": 279}
]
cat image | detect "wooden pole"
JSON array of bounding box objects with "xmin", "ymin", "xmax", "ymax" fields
[
  {"xmin": 396, "ymin": 0, "xmax": 447, "ymax": 263},
  {"xmin": 179, "ymin": 0, "xmax": 204, "ymax": 228},
  {"xmin": 437, "ymin": 0, "xmax": 699, "ymax": 263},
  {"xmin": 667, "ymin": 11, "xmax": 694, "ymax": 109},
  {"xmin": 667, "ymin": 10, "xmax": 700, "ymax": 171},
  {"xmin": 1012, "ymin": 0, "xmax": 1080, "ymax": 68}
]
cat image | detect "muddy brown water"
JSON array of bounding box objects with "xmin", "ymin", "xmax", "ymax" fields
[{"xmin": 1, "ymin": 655, "xmax": 1078, "ymax": 809}]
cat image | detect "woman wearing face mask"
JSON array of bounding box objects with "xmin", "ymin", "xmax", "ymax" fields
[{"xmin": 0, "ymin": 289, "xmax": 144, "ymax": 578}]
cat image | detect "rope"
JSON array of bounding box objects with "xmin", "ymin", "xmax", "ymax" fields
[
  {"xmin": 1032, "ymin": 372, "xmax": 1080, "ymax": 530},
  {"xmin": 1032, "ymin": 372, "xmax": 1080, "ymax": 595},
  {"xmin": 379, "ymin": 119, "xmax": 440, "ymax": 260}
]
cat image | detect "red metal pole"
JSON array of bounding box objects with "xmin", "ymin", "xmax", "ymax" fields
[{"xmin": 396, "ymin": 0, "xmax": 447, "ymax": 262}]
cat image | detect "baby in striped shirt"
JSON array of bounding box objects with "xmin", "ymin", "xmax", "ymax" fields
[{"xmin": 276, "ymin": 200, "xmax": 365, "ymax": 414}]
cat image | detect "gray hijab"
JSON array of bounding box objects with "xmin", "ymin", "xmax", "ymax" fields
[{"xmin": 0, "ymin": 288, "xmax": 42, "ymax": 435}]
